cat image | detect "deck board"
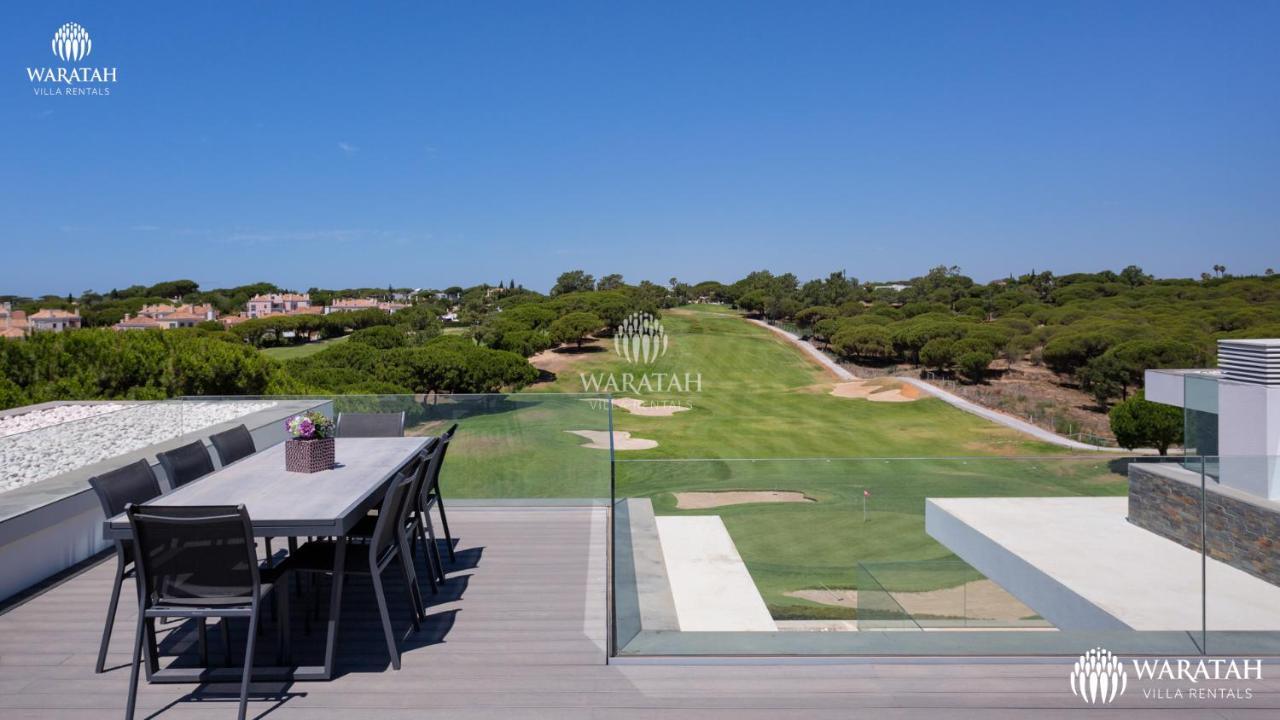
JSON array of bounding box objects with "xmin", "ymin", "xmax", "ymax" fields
[{"xmin": 0, "ymin": 507, "xmax": 1270, "ymax": 718}]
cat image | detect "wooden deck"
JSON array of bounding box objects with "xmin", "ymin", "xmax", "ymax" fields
[{"xmin": 0, "ymin": 507, "xmax": 1275, "ymax": 719}]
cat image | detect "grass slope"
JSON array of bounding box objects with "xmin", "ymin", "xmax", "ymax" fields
[{"xmin": 260, "ymin": 334, "xmax": 349, "ymax": 360}]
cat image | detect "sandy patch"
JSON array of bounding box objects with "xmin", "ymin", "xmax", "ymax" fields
[
  {"xmin": 674, "ymin": 490, "xmax": 815, "ymax": 510},
  {"xmin": 529, "ymin": 339, "xmax": 607, "ymax": 374},
  {"xmin": 787, "ymin": 579, "xmax": 1037, "ymax": 621},
  {"xmin": 830, "ymin": 378, "xmax": 920, "ymax": 403},
  {"xmin": 566, "ymin": 430, "xmax": 657, "ymax": 450},
  {"xmin": 609, "ymin": 397, "xmax": 691, "ymax": 417}
]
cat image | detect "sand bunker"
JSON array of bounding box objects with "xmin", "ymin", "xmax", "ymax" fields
[
  {"xmin": 609, "ymin": 397, "xmax": 691, "ymax": 417},
  {"xmin": 674, "ymin": 490, "xmax": 815, "ymax": 510},
  {"xmin": 830, "ymin": 378, "xmax": 921, "ymax": 403},
  {"xmin": 566, "ymin": 430, "xmax": 658, "ymax": 450},
  {"xmin": 786, "ymin": 579, "xmax": 1036, "ymax": 621}
]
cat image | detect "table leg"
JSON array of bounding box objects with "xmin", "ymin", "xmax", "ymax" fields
[{"xmin": 321, "ymin": 536, "xmax": 347, "ymax": 680}]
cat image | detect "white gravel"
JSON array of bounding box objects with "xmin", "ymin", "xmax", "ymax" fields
[{"xmin": 0, "ymin": 401, "xmax": 277, "ymax": 493}]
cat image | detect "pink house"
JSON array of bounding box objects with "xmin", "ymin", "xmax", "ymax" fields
[{"xmin": 245, "ymin": 293, "xmax": 311, "ymax": 318}]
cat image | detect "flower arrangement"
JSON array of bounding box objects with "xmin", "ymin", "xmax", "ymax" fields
[
  {"xmin": 285, "ymin": 411, "xmax": 334, "ymax": 440},
  {"xmin": 283, "ymin": 412, "xmax": 336, "ymax": 473}
]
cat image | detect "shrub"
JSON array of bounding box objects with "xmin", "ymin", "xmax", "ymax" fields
[{"xmin": 1110, "ymin": 391, "xmax": 1182, "ymax": 455}]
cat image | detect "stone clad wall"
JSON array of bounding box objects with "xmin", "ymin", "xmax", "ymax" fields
[{"xmin": 1128, "ymin": 463, "xmax": 1280, "ymax": 587}]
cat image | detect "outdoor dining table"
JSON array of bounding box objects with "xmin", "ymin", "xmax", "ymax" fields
[{"xmin": 103, "ymin": 435, "xmax": 433, "ymax": 683}]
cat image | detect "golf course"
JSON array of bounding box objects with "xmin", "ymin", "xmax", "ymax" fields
[{"xmin": 407, "ymin": 305, "xmax": 1129, "ymax": 619}]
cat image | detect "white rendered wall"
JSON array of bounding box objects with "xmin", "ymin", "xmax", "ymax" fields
[{"xmin": 1217, "ymin": 381, "xmax": 1280, "ymax": 500}]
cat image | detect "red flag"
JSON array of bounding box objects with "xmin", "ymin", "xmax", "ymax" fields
[{"xmin": 863, "ymin": 490, "xmax": 870, "ymax": 498}]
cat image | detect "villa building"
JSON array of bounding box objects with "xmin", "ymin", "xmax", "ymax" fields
[
  {"xmin": 112, "ymin": 303, "xmax": 218, "ymax": 331},
  {"xmin": 325, "ymin": 297, "xmax": 410, "ymax": 314},
  {"xmin": 27, "ymin": 308, "xmax": 81, "ymax": 332},
  {"xmin": 245, "ymin": 292, "xmax": 311, "ymax": 318},
  {"xmin": 0, "ymin": 303, "xmax": 28, "ymax": 339}
]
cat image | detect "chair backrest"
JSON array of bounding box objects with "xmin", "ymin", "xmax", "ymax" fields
[
  {"xmin": 88, "ymin": 459, "xmax": 163, "ymax": 519},
  {"xmin": 403, "ymin": 438, "xmax": 439, "ymax": 517},
  {"xmin": 126, "ymin": 504, "xmax": 260, "ymax": 606},
  {"xmin": 336, "ymin": 411, "xmax": 405, "ymax": 438},
  {"xmin": 368, "ymin": 457, "xmax": 424, "ymax": 565},
  {"xmin": 421, "ymin": 424, "xmax": 458, "ymax": 499},
  {"xmin": 209, "ymin": 424, "xmax": 256, "ymax": 467},
  {"xmin": 156, "ymin": 441, "xmax": 215, "ymax": 490}
]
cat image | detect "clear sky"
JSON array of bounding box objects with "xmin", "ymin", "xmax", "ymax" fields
[{"xmin": 1, "ymin": 1, "xmax": 1277, "ymax": 296}]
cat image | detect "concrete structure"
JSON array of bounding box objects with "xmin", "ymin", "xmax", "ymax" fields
[
  {"xmin": 27, "ymin": 307, "xmax": 81, "ymax": 332},
  {"xmin": 1146, "ymin": 339, "xmax": 1280, "ymax": 500},
  {"xmin": 926, "ymin": 496, "xmax": 1280, "ymax": 632},
  {"xmin": 245, "ymin": 292, "xmax": 311, "ymax": 318},
  {"xmin": 655, "ymin": 516, "xmax": 776, "ymax": 631},
  {"xmin": 1129, "ymin": 462, "xmax": 1280, "ymax": 586}
]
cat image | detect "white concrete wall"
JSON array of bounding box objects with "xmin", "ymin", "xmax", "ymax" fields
[
  {"xmin": 1144, "ymin": 370, "xmax": 1186, "ymax": 407},
  {"xmin": 1218, "ymin": 381, "xmax": 1280, "ymax": 499}
]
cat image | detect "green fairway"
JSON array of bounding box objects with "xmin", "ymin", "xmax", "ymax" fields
[
  {"xmin": 439, "ymin": 305, "xmax": 1125, "ymax": 619},
  {"xmin": 260, "ymin": 334, "xmax": 349, "ymax": 360}
]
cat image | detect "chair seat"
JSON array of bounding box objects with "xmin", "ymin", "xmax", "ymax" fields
[
  {"xmin": 274, "ymin": 539, "xmax": 391, "ymax": 575},
  {"xmin": 150, "ymin": 582, "xmax": 276, "ymax": 610}
]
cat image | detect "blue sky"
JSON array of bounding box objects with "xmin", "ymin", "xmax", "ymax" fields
[{"xmin": 1, "ymin": 1, "xmax": 1277, "ymax": 296}]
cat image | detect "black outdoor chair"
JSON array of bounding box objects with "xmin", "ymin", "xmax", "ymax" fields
[
  {"xmin": 207, "ymin": 424, "xmax": 290, "ymax": 563},
  {"xmin": 275, "ymin": 458, "xmax": 424, "ymax": 670},
  {"xmin": 123, "ymin": 504, "xmax": 288, "ymax": 720},
  {"xmin": 155, "ymin": 440, "xmax": 215, "ymax": 490},
  {"xmin": 349, "ymin": 439, "xmax": 442, "ymax": 595},
  {"xmin": 416, "ymin": 424, "xmax": 459, "ymax": 582},
  {"xmin": 209, "ymin": 424, "xmax": 256, "ymax": 467},
  {"xmin": 335, "ymin": 411, "xmax": 405, "ymax": 438},
  {"xmin": 86, "ymin": 459, "xmax": 163, "ymax": 674}
]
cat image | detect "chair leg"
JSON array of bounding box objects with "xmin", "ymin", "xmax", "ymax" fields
[
  {"xmin": 95, "ymin": 551, "xmax": 126, "ymax": 673},
  {"xmin": 222, "ymin": 619, "xmax": 233, "ymax": 667},
  {"xmin": 125, "ymin": 607, "xmax": 147, "ymax": 720},
  {"xmin": 198, "ymin": 618, "xmax": 209, "ymax": 667},
  {"xmin": 415, "ymin": 521, "xmax": 439, "ymax": 595},
  {"xmin": 370, "ymin": 571, "xmax": 400, "ymax": 670},
  {"xmin": 423, "ymin": 512, "xmax": 446, "ymax": 584},
  {"xmin": 238, "ymin": 606, "xmax": 260, "ymax": 720},
  {"xmin": 436, "ymin": 495, "xmax": 456, "ymax": 562},
  {"xmin": 396, "ymin": 539, "xmax": 424, "ymax": 627},
  {"xmin": 276, "ymin": 583, "xmax": 291, "ymax": 665}
]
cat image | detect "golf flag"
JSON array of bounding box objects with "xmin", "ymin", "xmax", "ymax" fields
[{"xmin": 864, "ymin": 489, "xmax": 870, "ymax": 497}]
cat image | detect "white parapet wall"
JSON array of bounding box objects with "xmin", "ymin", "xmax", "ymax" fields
[{"xmin": 926, "ymin": 496, "xmax": 1280, "ymax": 632}]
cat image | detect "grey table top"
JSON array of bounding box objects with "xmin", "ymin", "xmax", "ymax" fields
[{"xmin": 103, "ymin": 436, "xmax": 431, "ymax": 539}]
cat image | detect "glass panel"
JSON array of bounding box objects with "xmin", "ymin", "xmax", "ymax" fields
[
  {"xmin": 1183, "ymin": 373, "xmax": 1219, "ymax": 460},
  {"xmin": 613, "ymin": 454, "xmax": 1217, "ymax": 656},
  {"xmin": 180, "ymin": 393, "xmax": 613, "ymax": 502}
]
